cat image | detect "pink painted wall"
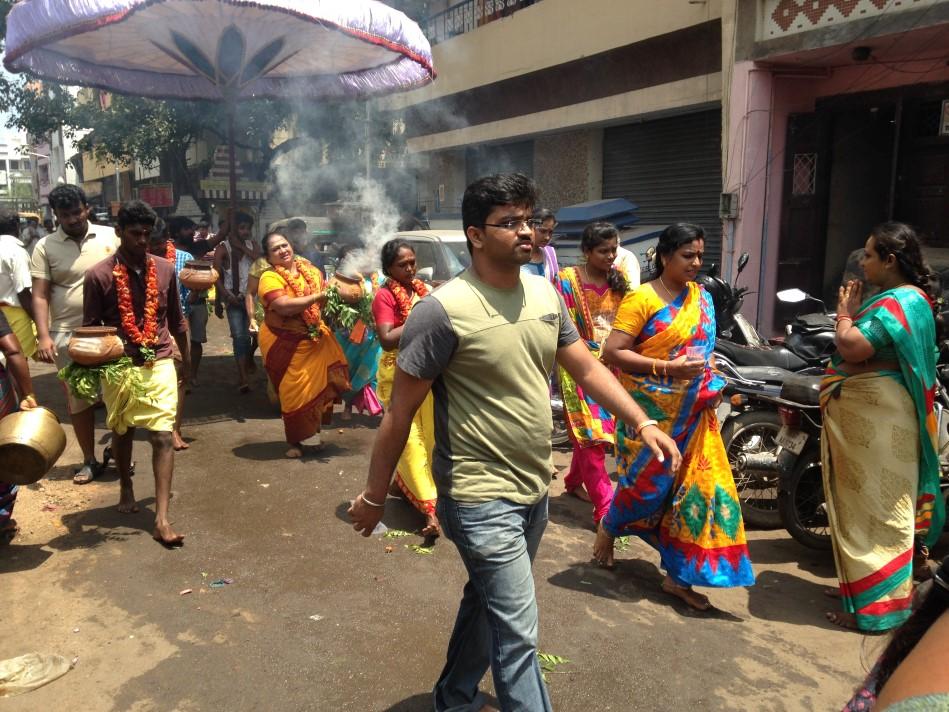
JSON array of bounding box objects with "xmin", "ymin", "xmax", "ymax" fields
[{"xmin": 727, "ymin": 55, "xmax": 949, "ymax": 334}]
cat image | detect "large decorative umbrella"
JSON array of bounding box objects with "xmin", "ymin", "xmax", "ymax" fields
[{"xmin": 3, "ymin": 0, "xmax": 434, "ymax": 219}]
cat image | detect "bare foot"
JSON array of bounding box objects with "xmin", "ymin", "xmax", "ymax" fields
[
  {"xmin": 661, "ymin": 577, "xmax": 711, "ymax": 611},
  {"xmin": 286, "ymin": 445, "xmax": 304, "ymax": 459},
  {"xmin": 825, "ymin": 611, "xmax": 859, "ymax": 630},
  {"xmin": 593, "ymin": 521, "xmax": 615, "ymax": 569},
  {"xmin": 117, "ymin": 484, "xmax": 139, "ymax": 514},
  {"xmin": 172, "ymin": 432, "xmax": 190, "ymax": 451},
  {"xmin": 823, "ymin": 587, "xmax": 842, "ymax": 599},
  {"xmin": 566, "ymin": 486, "xmax": 592, "ymax": 502},
  {"xmin": 152, "ymin": 522, "xmax": 185, "ymax": 548},
  {"xmin": 421, "ymin": 514, "xmax": 442, "ymax": 538}
]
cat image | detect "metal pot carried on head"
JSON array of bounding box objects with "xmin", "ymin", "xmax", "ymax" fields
[
  {"xmin": 178, "ymin": 260, "xmax": 219, "ymax": 290},
  {"xmin": 328, "ymin": 271, "xmax": 365, "ymax": 304},
  {"xmin": 67, "ymin": 326, "xmax": 125, "ymax": 367},
  {"xmin": 0, "ymin": 407, "xmax": 67, "ymax": 485}
]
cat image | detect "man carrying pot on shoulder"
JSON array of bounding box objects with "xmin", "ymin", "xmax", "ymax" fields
[{"xmin": 83, "ymin": 200, "xmax": 190, "ymax": 548}]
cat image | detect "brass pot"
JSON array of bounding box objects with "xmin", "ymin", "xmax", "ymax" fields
[
  {"xmin": 179, "ymin": 260, "xmax": 219, "ymax": 290},
  {"xmin": 328, "ymin": 272, "xmax": 365, "ymax": 305},
  {"xmin": 0, "ymin": 407, "xmax": 67, "ymax": 485},
  {"xmin": 67, "ymin": 326, "xmax": 125, "ymax": 366}
]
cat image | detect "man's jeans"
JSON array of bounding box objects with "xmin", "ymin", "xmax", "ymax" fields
[
  {"xmin": 434, "ymin": 495, "xmax": 552, "ymax": 712},
  {"xmin": 225, "ymin": 303, "xmax": 251, "ymax": 359}
]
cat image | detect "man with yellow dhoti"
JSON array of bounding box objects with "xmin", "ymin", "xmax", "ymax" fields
[
  {"xmin": 0, "ymin": 208, "xmax": 36, "ymax": 359},
  {"xmin": 83, "ymin": 200, "xmax": 191, "ymax": 548}
]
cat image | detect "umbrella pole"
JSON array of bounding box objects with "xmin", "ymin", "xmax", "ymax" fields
[{"xmin": 227, "ymin": 95, "xmax": 239, "ymax": 229}]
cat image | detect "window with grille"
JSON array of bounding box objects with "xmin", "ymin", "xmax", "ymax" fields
[{"xmin": 792, "ymin": 153, "xmax": 817, "ymax": 196}]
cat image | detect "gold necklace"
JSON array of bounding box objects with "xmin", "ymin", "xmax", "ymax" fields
[{"xmin": 658, "ymin": 274, "xmax": 682, "ymax": 301}]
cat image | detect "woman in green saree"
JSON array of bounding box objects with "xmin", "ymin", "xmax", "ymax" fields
[{"xmin": 822, "ymin": 222, "xmax": 945, "ymax": 632}]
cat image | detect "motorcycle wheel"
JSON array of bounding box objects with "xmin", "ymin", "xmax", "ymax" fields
[
  {"xmin": 721, "ymin": 410, "xmax": 783, "ymax": 529},
  {"xmin": 778, "ymin": 443, "xmax": 833, "ymax": 550}
]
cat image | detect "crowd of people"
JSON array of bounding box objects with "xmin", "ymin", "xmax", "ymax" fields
[{"xmin": 0, "ymin": 173, "xmax": 947, "ymax": 710}]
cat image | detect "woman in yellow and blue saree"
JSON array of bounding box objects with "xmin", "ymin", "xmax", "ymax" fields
[{"xmin": 596, "ymin": 223, "xmax": 755, "ymax": 611}]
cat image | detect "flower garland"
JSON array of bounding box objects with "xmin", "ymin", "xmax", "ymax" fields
[
  {"xmin": 113, "ymin": 256, "xmax": 160, "ymax": 363},
  {"xmin": 387, "ymin": 278, "xmax": 429, "ymax": 326},
  {"xmin": 273, "ymin": 257, "xmax": 324, "ymax": 340},
  {"xmin": 165, "ymin": 240, "xmax": 176, "ymax": 262}
]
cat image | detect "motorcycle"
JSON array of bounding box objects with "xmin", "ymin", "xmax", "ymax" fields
[
  {"xmin": 700, "ymin": 256, "xmax": 836, "ymax": 373},
  {"xmin": 717, "ymin": 358, "xmax": 792, "ymax": 529},
  {"xmin": 774, "ymin": 367, "xmax": 949, "ymax": 550}
]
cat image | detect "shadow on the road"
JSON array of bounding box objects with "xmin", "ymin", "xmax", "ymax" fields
[
  {"xmin": 746, "ymin": 537, "xmax": 836, "ymax": 577},
  {"xmin": 548, "ymin": 491, "xmax": 596, "ymax": 534},
  {"xmin": 379, "ymin": 692, "xmax": 499, "ymax": 711},
  {"xmin": 333, "ymin": 498, "xmax": 434, "ymax": 542},
  {"xmin": 746, "ymin": 568, "xmax": 838, "ymax": 629},
  {"xmin": 232, "ymin": 441, "xmax": 347, "ymax": 462},
  {"xmin": 379, "ymin": 693, "xmax": 432, "ymax": 711},
  {"xmin": 548, "ymin": 560, "xmax": 744, "ymax": 621},
  {"xmin": 43, "ymin": 497, "xmax": 157, "ymax": 551},
  {"xmin": 0, "ymin": 543, "xmax": 54, "ymax": 573}
]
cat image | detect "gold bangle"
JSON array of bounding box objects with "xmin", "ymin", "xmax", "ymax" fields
[
  {"xmin": 651, "ymin": 359, "xmax": 658, "ymax": 376},
  {"xmin": 662, "ymin": 361, "xmax": 668, "ymax": 376},
  {"xmin": 635, "ymin": 419, "xmax": 659, "ymax": 435}
]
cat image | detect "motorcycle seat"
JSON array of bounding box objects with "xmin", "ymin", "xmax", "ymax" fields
[
  {"xmin": 734, "ymin": 365, "xmax": 794, "ymax": 384},
  {"xmin": 779, "ymin": 373, "xmax": 822, "ymax": 406},
  {"xmin": 716, "ymin": 339, "xmax": 808, "ymax": 371}
]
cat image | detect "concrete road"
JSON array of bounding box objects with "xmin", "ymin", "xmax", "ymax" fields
[{"xmin": 3, "ymin": 318, "xmax": 876, "ymax": 711}]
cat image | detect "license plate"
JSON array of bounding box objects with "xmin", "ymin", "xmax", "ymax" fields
[{"xmin": 775, "ymin": 426, "xmax": 808, "ymax": 455}]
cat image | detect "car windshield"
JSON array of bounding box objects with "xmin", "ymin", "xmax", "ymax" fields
[{"xmin": 444, "ymin": 241, "xmax": 470, "ymax": 270}]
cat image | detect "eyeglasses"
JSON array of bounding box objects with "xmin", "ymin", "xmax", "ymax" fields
[{"xmin": 483, "ymin": 218, "xmax": 538, "ymax": 232}]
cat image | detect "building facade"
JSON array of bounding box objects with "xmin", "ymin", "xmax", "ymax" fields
[
  {"xmin": 724, "ymin": 0, "xmax": 949, "ymax": 329},
  {"xmin": 385, "ymin": 0, "xmax": 727, "ymax": 261}
]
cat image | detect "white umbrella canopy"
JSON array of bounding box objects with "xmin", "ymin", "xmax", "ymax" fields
[{"xmin": 3, "ymin": 0, "xmax": 435, "ymax": 214}]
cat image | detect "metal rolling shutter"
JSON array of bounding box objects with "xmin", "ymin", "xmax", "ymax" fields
[{"xmin": 603, "ymin": 109, "xmax": 723, "ymax": 264}]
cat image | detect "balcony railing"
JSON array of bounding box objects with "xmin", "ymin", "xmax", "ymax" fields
[{"xmin": 425, "ymin": 0, "xmax": 540, "ymax": 45}]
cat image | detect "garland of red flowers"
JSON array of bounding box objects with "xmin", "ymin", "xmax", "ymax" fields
[
  {"xmin": 273, "ymin": 257, "xmax": 324, "ymax": 340},
  {"xmin": 387, "ymin": 278, "xmax": 429, "ymax": 326},
  {"xmin": 113, "ymin": 256, "xmax": 160, "ymax": 363},
  {"xmin": 165, "ymin": 240, "xmax": 176, "ymax": 262}
]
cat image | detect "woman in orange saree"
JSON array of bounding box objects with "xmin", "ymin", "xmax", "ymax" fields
[
  {"xmin": 257, "ymin": 233, "xmax": 350, "ymax": 459},
  {"xmin": 597, "ymin": 223, "xmax": 755, "ymax": 611}
]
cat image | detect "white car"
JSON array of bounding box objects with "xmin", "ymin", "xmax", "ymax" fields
[{"xmin": 395, "ymin": 230, "xmax": 469, "ymax": 285}]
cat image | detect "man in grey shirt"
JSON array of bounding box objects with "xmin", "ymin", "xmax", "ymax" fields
[{"xmin": 350, "ymin": 173, "xmax": 680, "ymax": 711}]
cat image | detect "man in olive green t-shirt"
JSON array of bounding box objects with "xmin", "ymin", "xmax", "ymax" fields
[
  {"xmin": 31, "ymin": 185, "xmax": 119, "ymax": 484},
  {"xmin": 350, "ymin": 173, "xmax": 680, "ymax": 712}
]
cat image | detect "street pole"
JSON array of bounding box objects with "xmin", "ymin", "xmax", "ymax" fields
[{"xmin": 365, "ymin": 101, "xmax": 371, "ymax": 180}]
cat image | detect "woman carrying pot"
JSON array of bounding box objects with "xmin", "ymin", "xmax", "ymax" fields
[{"xmin": 257, "ymin": 232, "xmax": 350, "ymax": 459}]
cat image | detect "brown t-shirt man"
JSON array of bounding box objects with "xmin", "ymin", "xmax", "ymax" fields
[{"xmin": 83, "ymin": 252, "xmax": 188, "ymax": 365}]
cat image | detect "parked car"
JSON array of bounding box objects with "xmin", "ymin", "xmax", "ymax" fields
[{"xmin": 395, "ymin": 230, "xmax": 468, "ymax": 285}]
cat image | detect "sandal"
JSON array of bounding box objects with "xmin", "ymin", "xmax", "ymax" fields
[{"xmin": 72, "ymin": 460, "xmax": 101, "ymax": 485}]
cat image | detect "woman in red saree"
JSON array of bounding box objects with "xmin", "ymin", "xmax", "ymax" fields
[{"xmin": 257, "ymin": 233, "xmax": 349, "ymax": 458}]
